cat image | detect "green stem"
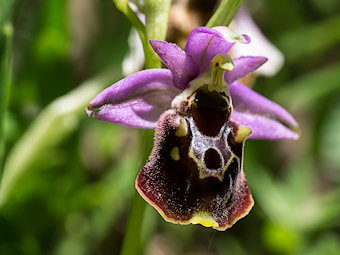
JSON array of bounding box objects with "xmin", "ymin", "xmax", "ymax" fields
[
  {"xmin": 113, "ymin": 0, "xmax": 146, "ymax": 39},
  {"xmin": 0, "ymin": 0, "xmax": 15, "ymax": 29},
  {"xmin": 112, "ymin": 0, "xmax": 170, "ymax": 69},
  {"xmin": 144, "ymin": 0, "xmax": 171, "ymax": 69},
  {"xmin": 206, "ymin": 0, "xmax": 243, "ymax": 27},
  {"xmin": 120, "ymin": 130, "xmax": 154, "ymax": 255},
  {"xmin": 120, "ymin": 191, "xmax": 147, "ymax": 255},
  {"xmin": 119, "ymin": 1, "xmax": 170, "ymax": 254},
  {"xmin": 112, "ymin": 1, "xmax": 149, "ymax": 68},
  {"xmin": 0, "ymin": 65, "xmax": 121, "ymax": 206},
  {"xmin": 0, "ymin": 22, "xmax": 12, "ymax": 178}
]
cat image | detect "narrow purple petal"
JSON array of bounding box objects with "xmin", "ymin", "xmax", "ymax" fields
[
  {"xmin": 230, "ymin": 81, "xmax": 299, "ymax": 129},
  {"xmin": 185, "ymin": 27, "xmax": 250, "ymax": 73},
  {"xmin": 230, "ymin": 111, "xmax": 299, "ymax": 140},
  {"xmin": 150, "ymin": 40, "xmax": 199, "ymax": 90},
  {"xmin": 87, "ymin": 69, "xmax": 179, "ymax": 129},
  {"xmin": 225, "ymin": 56, "xmax": 268, "ymax": 84}
]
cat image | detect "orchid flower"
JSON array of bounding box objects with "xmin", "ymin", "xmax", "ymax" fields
[{"xmin": 87, "ymin": 26, "xmax": 299, "ymax": 231}]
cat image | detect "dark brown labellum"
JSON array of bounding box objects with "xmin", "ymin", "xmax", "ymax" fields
[{"xmin": 136, "ymin": 85, "xmax": 253, "ymax": 230}]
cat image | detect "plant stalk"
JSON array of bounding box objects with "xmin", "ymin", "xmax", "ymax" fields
[
  {"xmin": 206, "ymin": 0, "xmax": 243, "ymax": 27},
  {"xmin": 120, "ymin": 130, "xmax": 154, "ymax": 255},
  {"xmin": 144, "ymin": 0, "xmax": 171, "ymax": 69},
  {"xmin": 118, "ymin": 0, "xmax": 171, "ymax": 253},
  {"xmin": 0, "ymin": 22, "xmax": 12, "ymax": 179}
]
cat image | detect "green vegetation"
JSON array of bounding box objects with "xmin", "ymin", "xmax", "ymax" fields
[{"xmin": 0, "ymin": 0, "xmax": 339, "ymax": 254}]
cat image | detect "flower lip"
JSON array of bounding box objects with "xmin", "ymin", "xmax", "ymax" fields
[{"xmin": 136, "ymin": 109, "xmax": 255, "ymax": 230}]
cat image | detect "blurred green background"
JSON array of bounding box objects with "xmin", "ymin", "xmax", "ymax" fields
[{"xmin": 0, "ymin": 0, "xmax": 340, "ymax": 254}]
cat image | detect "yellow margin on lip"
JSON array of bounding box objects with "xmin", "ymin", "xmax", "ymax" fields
[
  {"xmin": 190, "ymin": 211, "xmax": 218, "ymax": 228},
  {"xmin": 136, "ymin": 179, "xmax": 255, "ymax": 231}
]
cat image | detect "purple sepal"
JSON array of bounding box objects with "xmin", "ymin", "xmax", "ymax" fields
[
  {"xmin": 230, "ymin": 81, "xmax": 298, "ymax": 127},
  {"xmin": 229, "ymin": 81, "xmax": 299, "ymax": 140},
  {"xmin": 87, "ymin": 69, "xmax": 178, "ymax": 129},
  {"xmin": 225, "ymin": 56, "xmax": 268, "ymax": 84},
  {"xmin": 185, "ymin": 27, "xmax": 248, "ymax": 73},
  {"xmin": 150, "ymin": 40, "xmax": 199, "ymax": 90}
]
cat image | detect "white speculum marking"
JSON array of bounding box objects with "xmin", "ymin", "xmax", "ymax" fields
[
  {"xmin": 172, "ymin": 53, "xmax": 240, "ymax": 181},
  {"xmin": 187, "ymin": 117, "xmax": 240, "ymax": 182}
]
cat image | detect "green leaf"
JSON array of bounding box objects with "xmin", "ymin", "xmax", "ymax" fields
[
  {"xmin": 278, "ymin": 15, "xmax": 340, "ymax": 63},
  {"xmin": 0, "ymin": 67, "xmax": 121, "ymax": 207},
  {"xmin": 274, "ymin": 61, "xmax": 340, "ymax": 110},
  {"xmin": 320, "ymin": 99, "xmax": 340, "ymax": 169},
  {"xmin": 54, "ymin": 145, "xmax": 140, "ymax": 255},
  {"xmin": 246, "ymin": 158, "xmax": 340, "ymax": 232},
  {"xmin": 0, "ymin": 22, "xmax": 12, "ymax": 177}
]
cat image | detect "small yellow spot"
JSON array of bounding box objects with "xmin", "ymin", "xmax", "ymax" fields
[
  {"xmin": 235, "ymin": 126, "xmax": 252, "ymax": 143},
  {"xmin": 170, "ymin": 147, "xmax": 180, "ymax": 161},
  {"xmin": 175, "ymin": 119, "xmax": 188, "ymax": 137},
  {"xmin": 190, "ymin": 211, "xmax": 218, "ymax": 228}
]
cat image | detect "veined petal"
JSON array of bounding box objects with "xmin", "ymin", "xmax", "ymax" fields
[
  {"xmin": 185, "ymin": 27, "xmax": 250, "ymax": 73},
  {"xmin": 229, "ymin": 81, "xmax": 299, "ymax": 140},
  {"xmin": 225, "ymin": 56, "xmax": 268, "ymax": 84},
  {"xmin": 230, "ymin": 111, "xmax": 299, "ymax": 140},
  {"xmin": 87, "ymin": 69, "xmax": 178, "ymax": 129},
  {"xmin": 150, "ymin": 40, "xmax": 199, "ymax": 90}
]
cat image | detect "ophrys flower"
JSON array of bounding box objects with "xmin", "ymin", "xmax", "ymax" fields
[{"xmin": 87, "ymin": 26, "xmax": 299, "ymax": 230}]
